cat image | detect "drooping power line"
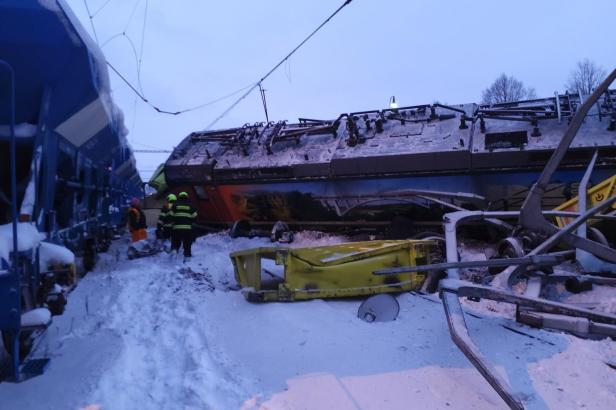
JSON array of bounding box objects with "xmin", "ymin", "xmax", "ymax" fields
[
  {"xmin": 82, "ymin": 0, "xmax": 100, "ymax": 45},
  {"xmin": 92, "ymin": 0, "xmax": 114, "ymax": 17},
  {"xmin": 203, "ymin": 0, "xmax": 354, "ymax": 130},
  {"xmin": 84, "ymin": 0, "xmax": 354, "ymax": 122}
]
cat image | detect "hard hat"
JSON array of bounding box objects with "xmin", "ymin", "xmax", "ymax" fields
[
  {"xmin": 167, "ymin": 193, "xmax": 177, "ymax": 202},
  {"xmin": 178, "ymin": 191, "xmax": 189, "ymax": 198},
  {"xmin": 130, "ymin": 197, "xmax": 140, "ymax": 207}
]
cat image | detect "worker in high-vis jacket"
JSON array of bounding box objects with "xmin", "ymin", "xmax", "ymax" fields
[
  {"xmin": 169, "ymin": 191, "xmax": 198, "ymax": 258},
  {"xmin": 156, "ymin": 193, "xmax": 177, "ymax": 239},
  {"xmin": 127, "ymin": 197, "xmax": 147, "ymax": 242}
]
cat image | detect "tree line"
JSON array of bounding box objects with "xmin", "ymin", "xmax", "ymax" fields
[{"xmin": 481, "ymin": 59, "xmax": 607, "ymax": 104}]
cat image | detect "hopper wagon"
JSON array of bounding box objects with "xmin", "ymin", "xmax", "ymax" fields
[{"xmin": 0, "ymin": 0, "xmax": 141, "ymax": 379}]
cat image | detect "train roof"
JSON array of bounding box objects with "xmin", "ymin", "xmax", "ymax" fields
[{"xmin": 166, "ymin": 90, "xmax": 616, "ymax": 184}]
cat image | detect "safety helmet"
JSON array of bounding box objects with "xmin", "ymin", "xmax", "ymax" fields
[
  {"xmin": 178, "ymin": 191, "xmax": 189, "ymax": 198},
  {"xmin": 167, "ymin": 193, "xmax": 177, "ymax": 202}
]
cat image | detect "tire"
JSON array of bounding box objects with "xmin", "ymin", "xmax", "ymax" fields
[
  {"xmin": 488, "ymin": 236, "xmax": 525, "ymax": 275},
  {"xmin": 230, "ymin": 220, "xmax": 251, "ymax": 238}
]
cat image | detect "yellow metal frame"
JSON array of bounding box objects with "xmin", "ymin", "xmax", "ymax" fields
[
  {"xmin": 230, "ymin": 240, "xmax": 435, "ymax": 302},
  {"xmin": 553, "ymin": 174, "xmax": 616, "ymax": 228}
]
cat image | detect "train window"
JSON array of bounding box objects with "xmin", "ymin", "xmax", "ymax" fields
[
  {"xmin": 193, "ymin": 186, "xmax": 208, "ymax": 200},
  {"xmin": 485, "ymin": 130, "xmax": 528, "ymax": 150}
]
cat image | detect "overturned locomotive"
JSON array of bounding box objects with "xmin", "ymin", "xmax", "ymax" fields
[{"xmin": 165, "ymin": 91, "xmax": 616, "ymax": 235}]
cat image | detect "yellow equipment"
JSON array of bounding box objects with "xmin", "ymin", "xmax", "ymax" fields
[
  {"xmin": 229, "ymin": 239, "xmax": 435, "ymax": 302},
  {"xmin": 554, "ymin": 174, "xmax": 616, "ymax": 228}
]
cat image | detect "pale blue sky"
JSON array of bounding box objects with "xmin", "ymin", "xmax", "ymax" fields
[{"xmin": 66, "ymin": 0, "xmax": 616, "ymax": 179}]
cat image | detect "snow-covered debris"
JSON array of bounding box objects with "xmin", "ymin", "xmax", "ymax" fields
[
  {"xmin": 39, "ymin": 241, "xmax": 75, "ymax": 271},
  {"xmin": 0, "ymin": 233, "xmax": 615, "ymax": 410},
  {"xmin": 0, "ymin": 222, "xmax": 73, "ymax": 271},
  {"xmin": 0, "ymin": 222, "xmax": 44, "ymax": 263},
  {"xmin": 21, "ymin": 307, "xmax": 51, "ymax": 327},
  {"xmin": 288, "ymin": 230, "xmax": 348, "ymax": 247}
]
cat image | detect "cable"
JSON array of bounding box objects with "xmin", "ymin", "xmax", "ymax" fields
[
  {"xmin": 107, "ymin": 61, "xmax": 258, "ymax": 115},
  {"xmin": 133, "ymin": 140, "xmax": 169, "ymax": 150},
  {"xmin": 83, "ymin": 0, "xmax": 100, "ymax": 45},
  {"xmin": 90, "ymin": 0, "xmax": 354, "ymax": 121},
  {"xmin": 204, "ymin": 0, "xmax": 353, "ymax": 130},
  {"xmin": 123, "ymin": 0, "xmax": 143, "ymax": 33},
  {"xmin": 102, "ymin": 33, "xmax": 145, "ymax": 94},
  {"xmin": 137, "ymin": 0, "xmax": 149, "ymax": 89},
  {"xmin": 92, "ymin": 0, "xmax": 114, "ymax": 17},
  {"xmin": 89, "ymin": 0, "xmax": 255, "ymax": 115}
]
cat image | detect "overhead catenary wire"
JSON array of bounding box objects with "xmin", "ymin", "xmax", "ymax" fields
[
  {"xmin": 137, "ymin": 0, "xmax": 149, "ymax": 86},
  {"xmin": 204, "ymin": 0, "xmax": 354, "ymax": 130},
  {"xmin": 82, "ymin": 0, "xmax": 100, "ymax": 45},
  {"xmin": 133, "ymin": 140, "xmax": 168, "ymax": 150},
  {"xmin": 123, "ymin": 0, "xmax": 144, "ymax": 33},
  {"xmin": 91, "ymin": 0, "xmax": 114, "ymax": 17},
  {"xmin": 103, "ymin": 33, "xmax": 145, "ymax": 94},
  {"xmin": 86, "ymin": 0, "xmax": 259, "ymax": 116},
  {"xmin": 107, "ymin": 60, "xmax": 258, "ymax": 115},
  {"xmin": 89, "ymin": 0, "xmax": 354, "ymax": 119}
]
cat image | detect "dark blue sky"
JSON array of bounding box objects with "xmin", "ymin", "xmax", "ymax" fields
[{"xmin": 67, "ymin": 0, "xmax": 616, "ymax": 179}]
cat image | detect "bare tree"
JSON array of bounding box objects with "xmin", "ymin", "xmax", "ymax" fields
[
  {"xmin": 565, "ymin": 59, "xmax": 607, "ymax": 95},
  {"xmin": 481, "ymin": 73, "xmax": 536, "ymax": 104}
]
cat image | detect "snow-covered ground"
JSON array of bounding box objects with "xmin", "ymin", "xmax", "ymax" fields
[{"xmin": 1, "ymin": 232, "xmax": 615, "ymax": 410}]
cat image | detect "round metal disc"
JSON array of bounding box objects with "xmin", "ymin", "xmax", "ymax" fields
[{"xmin": 357, "ymin": 294, "xmax": 400, "ymax": 322}]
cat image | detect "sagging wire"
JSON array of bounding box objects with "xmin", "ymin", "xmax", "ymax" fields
[
  {"xmin": 137, "ymin": 0, "xmax": 149, "ymax": 88},
  {"xmin": 82, "ymin": 0, "xmax": 100, "ymax": 45},
  {"xmin": 89, "ymin": 0, "xmax": 354, "ymax": 121},
  {"xmin": 203, "ymin": 0, "xmax": 354, "ymax": 130},
  {"xmin": 123, "ymin": 0, "xmax": 143, "ymax": 33},
  {"xmin": 92, "ymin": 0, "xmax": 114, "ymax": 17},
  {"xmin": 99, "ymin": 0, "xmax": 148, "ymax": 95},
  {"xmin": 107, "ymin": 61, "xmax": 258, "ymax": 115},
  {"xmin": 86, "ymin": 0, "xmax": 257, "ymax": 115},
  {"xmin": 102, "ymin": 32, "xmax": 145, "ymax": 94}
]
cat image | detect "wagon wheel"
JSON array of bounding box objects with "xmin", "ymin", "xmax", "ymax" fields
[
  {"xmin": 230, "ymin": 220, "xmax": 252, "ymax": 238},
  {"xmin": 488, "ymin": 236, "xmax": 525, "ymax": 275}
]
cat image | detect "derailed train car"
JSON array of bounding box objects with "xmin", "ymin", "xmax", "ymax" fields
[
  {"xmin": 0, "ymin": 0, "xmax": 141, "ymax": 378},
  {"xmin": 165, "ymin": 90, "xmax": 616, "ymax": 237}
]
